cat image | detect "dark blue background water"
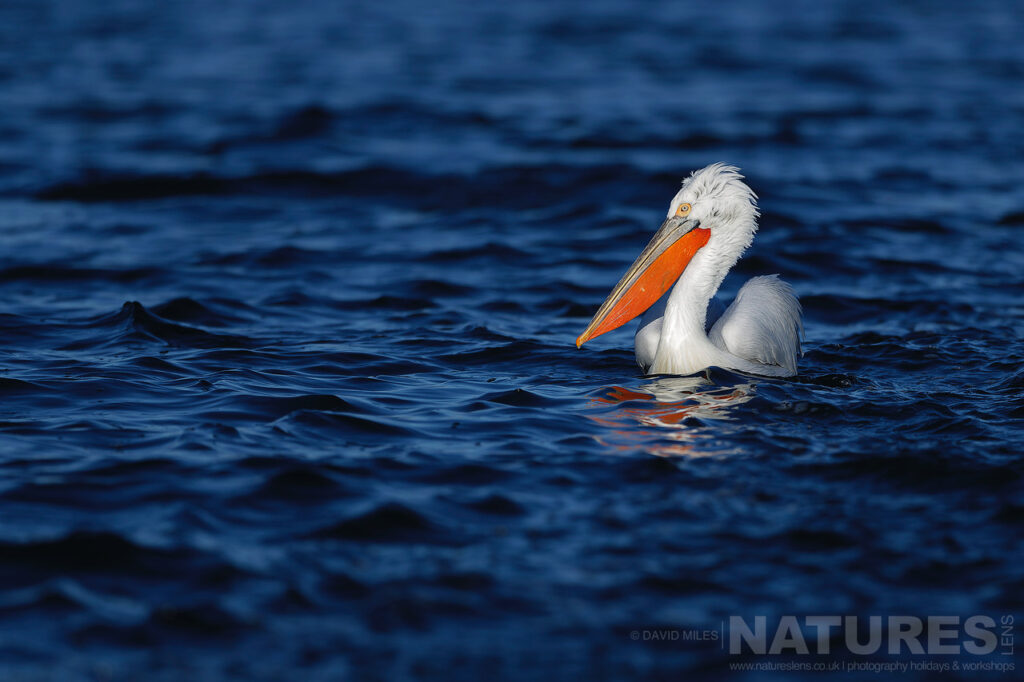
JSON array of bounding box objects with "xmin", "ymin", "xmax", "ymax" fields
[{"xmin": 1, "ymin": 1, "xmax": 1022, "ymax": 679}]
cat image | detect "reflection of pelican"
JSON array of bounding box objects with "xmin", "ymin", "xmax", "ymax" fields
[
  {"xmin": 588, "ymin": 375, "xmax": 755, "ymax": 457},
  {"xmin": 577, "ymin": 164, "xmax": 803, "ymax": 377},
  {"xmin": 621, "ymin": 375, "xmax": 753, "ymax": 413}
]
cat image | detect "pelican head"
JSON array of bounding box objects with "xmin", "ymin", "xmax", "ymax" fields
[
  {"xmin": 668, "ymin": 163, "xmax": 759, "ymax": 246},
  {"xmin": 576, "ymin": 163, "xmax": 759, "ymax": 348}
]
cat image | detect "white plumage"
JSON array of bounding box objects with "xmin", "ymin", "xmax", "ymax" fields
[{"xmin": 708, "ymin": 275, "xmax": 803, "ymax": 375}]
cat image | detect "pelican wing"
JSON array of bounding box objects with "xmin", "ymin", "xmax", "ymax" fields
[{"xmin": 708, "ymin": 275, "xmax": 803, "ymax": 375}]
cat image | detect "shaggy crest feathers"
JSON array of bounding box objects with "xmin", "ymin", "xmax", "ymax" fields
[{"xmin": 669, "ymin": 163, "xmax": 759, "ymax": 222}]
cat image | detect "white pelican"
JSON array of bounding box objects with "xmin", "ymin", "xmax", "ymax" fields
[{"xmin": 576, "ymin": 163, "xmax": 803, "ymax": 377}]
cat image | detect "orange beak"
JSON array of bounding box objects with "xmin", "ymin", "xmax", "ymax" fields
[{"xmin": 576, "ymin": 218, "xmax": 710, "ymax": 348}]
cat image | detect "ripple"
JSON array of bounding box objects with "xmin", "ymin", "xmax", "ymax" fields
[
  {"xmin": 310, "ymin": 502, "xmax": 462, "ymax": 545},
  {"xmin": 56, "ymin": 301, "xmax": 251, "ymax": 351}
]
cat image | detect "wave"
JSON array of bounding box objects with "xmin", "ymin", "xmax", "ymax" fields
[{"xmin": 57, "ymin": 301, "xmax": 250, "ymax": 351}]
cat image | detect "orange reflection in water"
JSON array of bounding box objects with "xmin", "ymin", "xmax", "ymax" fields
[{"xmin": 585, "ymin": 375, "xmax": 754, "ymax": 457}]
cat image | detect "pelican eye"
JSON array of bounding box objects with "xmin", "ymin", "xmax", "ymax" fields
[{"xmin": 675, "ymin": 202, "xmax": 691, "ymax": 217}]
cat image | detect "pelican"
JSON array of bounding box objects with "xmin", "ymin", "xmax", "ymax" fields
[{"xmin": 576, "ymin": 163, "xmax": 803, "ymax": 377}]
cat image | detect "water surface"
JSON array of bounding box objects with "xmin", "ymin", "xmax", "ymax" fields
[{"xmin": 1, "ymin": 1, "xmax": 1022, "ymax": 679}]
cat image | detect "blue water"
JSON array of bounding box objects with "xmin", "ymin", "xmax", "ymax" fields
[{"xmin": 1, "ymin": 1, "xmax": 1023, "ymax": 679}]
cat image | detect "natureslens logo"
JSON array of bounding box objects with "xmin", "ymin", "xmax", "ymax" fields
[
  {"xmin": 728, "ymin": 615, "xmax": 1014, "ymax": 657},
  {"xmin": 631, "ymin": 614, "xmax": 1015, "ymax": 673}
]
